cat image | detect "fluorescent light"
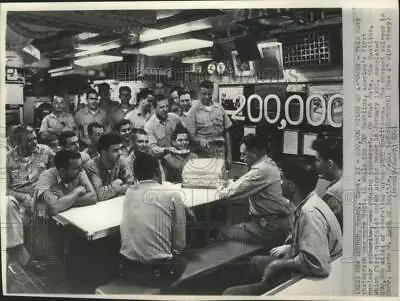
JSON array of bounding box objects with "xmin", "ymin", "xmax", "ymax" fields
[
  {"xmin": 74, "ymin": 55, "xmax": 123, "ymax": 67},
  {"xmin": 182, "ymin": 55, "xmax": 213, "ymax": 64},
  {"xmin": 50, "ymin": 70, "xmax": 74, "ymax": 77},
  {"xmin": 121, "ymin": 48, "xmax": 140, "ymax": 55},
  {"xmin": 140, "ymin": 19, "xmax": 212, "ymax": 42},
  {"xmin": 75, "ymin": 41, "xmax": 121, "ymax": 57},
  {"xmin": 77, "ymin": 32, "xmax": 99, "ymax": 40},
  {"xmin": 140, "ymin": 39, "xmax": 213, "ymax": 56},
  {"xmin": 48, "ymin": 66, "xmax": 73, "ymax": 73}
]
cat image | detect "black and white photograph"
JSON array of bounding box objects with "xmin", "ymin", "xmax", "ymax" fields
[
  {"xmin": 1, "ymin": 1, "xmax": 399, "ymax": 299},
  {"xmin": 218, "ymin": 85, "xmax": 244, "ymax": 115}
]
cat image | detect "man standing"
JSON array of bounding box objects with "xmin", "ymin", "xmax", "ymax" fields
[
  {"xmin": 116, "ymin": 119, "xmax": 135, "ymax": 169},
  {"xmin": 312, "ymin": 136, "xmax": 343, "ymax": 228},
  {"xmin": 215, "ymin": 134, "xmax": 292, "ymax": 247},
  {"xmin": 162, "ymin": 125, "xmax": 197, "ymax": 183},
  {"xmin": 75, "ymin": 88, "xmax": 107, "ymax": 149},
  {"xmin": 178, "ymin": 89, "xmax": 193, "ymax": 125},
  {"xmin": 98, "ymin": 82, "xmax": 118, "ymax": 112},
  {"xmin": 144, "ymin": 94, "xmax": 182, "ymax": 158},
  {"xmin": 36, "ymin": 150, "xmax": 97, "ymax": 215},
  {"xmin": 223, "ymin": 160, "xmax": 342, "ymax": 295},
  {"xmin": 39, "ymin": 95, "xmax": 76, "ymax": 143},
  {"xmin": 120, "ymin": 154, "xmax": 187, "ymax": 289},
  {"xmin": 108, "ymin": 86, "xmax": 135, "ymax": 132},
  {"xmin": 132, "ymin": 128, "xmax": 166, "ymax": 183},
  {"xmin": 169, "ymin": 86, "xmax": 181, "ymax": 105},
  {"xmin": 83, "ymin": 133, "xmax": 135, "ymax": 202},
  {"xmin": 185, "ymin": 80, "xmax": 232, "ymax": 168},
  {"xmin": 81, "ymin": 122, "xmax": 105, "ymax": 161},
  {"xmin": 7, "ymin": 126, "xmax": 54, "ymax": 271},
  {"xmin": 125, "ymin": 88, "xmax": 154, "ymax": 130}
]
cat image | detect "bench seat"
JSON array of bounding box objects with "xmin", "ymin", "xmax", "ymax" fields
[
  {"xmin": 173, "ymin": 240, "xmax": 265, "ymax": 287},
  {"xmin": 95, "ymin": 278, "xmax": 161, "ymax": 295},
  {"xmin": 96, "ymin": 240, "xmax": 265, "ymax": 295}
]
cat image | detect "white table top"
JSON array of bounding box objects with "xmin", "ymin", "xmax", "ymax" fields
[{"xmin": 54, "ymin": 182, "xmax": 220, "ymax": 240}]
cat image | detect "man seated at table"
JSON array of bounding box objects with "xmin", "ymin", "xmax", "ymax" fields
[
  {"xmin": 161, "ymin": 124, "xmax": 197, "ymax": 183},
  {"xmin": 223, "ymin": 159, "xmax": 342, "ymax": 295},
  {"xmin": 312, "ymin": 135, "xmax": 343, "ymax": 229},
  {"xmin": 120, "ymin": 154, "xmax": 187, "ymax": 290},
  {"xmin": 83, "ymin": 133, "xmax": 135, "ymax": 202},
  {"xmin": 116, "ymin": 119, "xmax": 135, "ymax": 169},
  {"xmin": 215, "ymin": 134, "xmax": 292, "ymax": 247},
  {"xmin": 58, "ymin": 130, "xmax": 91, "ymax": 163},
  {"xmin": 144, "ymin": 94, "xmax": 183, "ymax": 159},
  {"xmin": 36, "ymin": 150, "xmax": 97, "ymax": 216},
  {"xmin": 6, "ymin": 125, "xmax": 54, "ymax": 273},
  {"xmin": 81, "ymin": 122, "xmax": 105, "ymax": 161}
]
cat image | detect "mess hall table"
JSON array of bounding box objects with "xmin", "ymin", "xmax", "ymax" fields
[{"xmin": 53, "ymin": 182, "xmax": 222, "ymax": 241}]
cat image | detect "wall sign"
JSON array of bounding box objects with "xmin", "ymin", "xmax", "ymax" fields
[{"xmin": 230, "ymin": 93, "xmax": 343, "ymax": 129}]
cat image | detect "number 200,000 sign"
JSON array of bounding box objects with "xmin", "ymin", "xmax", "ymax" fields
[{"xmin": 231, "ymin": 93, "xmax": 343, "ymax": 129}]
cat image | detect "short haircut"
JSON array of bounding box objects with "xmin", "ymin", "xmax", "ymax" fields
[
  {"xmin": 58, "ymin": 130, "xmax": 77, "ymax": 147},
  {"xmin": 170, "ymin": 86, "xmax": 182, "ymax": 95},
  {"xmin": 199, "ymin": 80, "xmax": 213, "ymax": 90},
  {"xmin": 134, "ymin": 152, "xmax": 158, "ymax": 181},
  {"xmin": 119, "ymin": 86, "xmax": 131, "ymax": 94},
  {"xmin": 14, "ymin": 125, "xmax": 35, "ymax": 144},
  {"xmin": 86, "ymin": 88, "xmax": 98, "ymax": 98},
  {"xmin": 241, "ymin": 134, "xmax": 267, "ymax": 152},
  {"xmin": 97, "ymin": 132, "xmax": 123, "ymax": 152},
  {"xmin": 52, "ymin": 95, "xmax": 64, "ymax": 103},
  {"xmin": 280, "ymin": 159, "xmax": 319, "ymax": 194},
  {"xmin": 311, "ymin": 135, "xmax": 343, "ymax": 169},
  {"xmin": 54, "ymin": 150, "xmax": 81, "ymax": 170},
  {"xmin": 116, "ymin": 119, "xmax": 132, "ymax": 133},
  {"xmin": 137, "ymin": 88, "xmax": 154, "ymax": 101},
  {"xmin": 132, "ymin": 128, "xmax": 148, "ymax": 140},
  {"xmin": 87, "ymin": 122, "xmax": 105, "ymax": 136},
  {"xmin": 171, "ymin": 124, "xmax": 190, "ymax": 142},
  {"xmin": 151, "ymin": 94, "xmax": 168, "ymax": 108},
  {"xmin": 97, "ymin": 83, "xmax": 110, "ymax": 91},
  {"xmin": 179, "ymin": 89, "xmax": 191, "ymax": 97}
]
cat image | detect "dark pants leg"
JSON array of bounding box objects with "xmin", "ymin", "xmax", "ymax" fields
[
  {"xmin": 219, "ymin": 215, "xmax": 290, "ymax": 250},
  {"xmin": 121, "ymin": 255, "xmax": 188, "ymax": 289},
  {"xmin": 223, "ymin": 255, "xmax": 290, "ymax": 295}
]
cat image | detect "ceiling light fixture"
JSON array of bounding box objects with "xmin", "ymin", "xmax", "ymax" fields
[
  {"xmin": 76, "ymin": 32, "xmax": 100, "ymax": 41},
  {"xmin": 50, "ymin": 69, "xmax": 75, "ymax": 77},
  {"xmin": 74, "ymin": 41, "xmax": 121, "ymax": 57},
  {"xmin": 74, "ymin": 55, "xmax": 123, "ymax": 67},
  {"xmin": 48, "ymin": 65, "xmax": 73, "ymax": 73},
  {"xmin": 182, "ymin": 55, "xmax": 213, "ymax": 64},
  {"xmin": 140, "ymin": 19, "xmax": 213, "ymax": 42},
  {"xmin": 139, "ymin": 39, "xmax": 213, "ymax": 56}
]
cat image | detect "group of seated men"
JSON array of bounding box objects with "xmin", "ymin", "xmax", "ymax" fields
[{"xmin": 5, "ymin": 79, "xmax": 343, "ymax": 295}]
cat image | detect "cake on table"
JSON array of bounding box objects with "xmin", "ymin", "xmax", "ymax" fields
[{"xmin": 182, "ymin": 158, "xmax": 226, "ymax": 189}]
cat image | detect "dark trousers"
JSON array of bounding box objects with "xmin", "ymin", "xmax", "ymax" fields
[
  {"xmin": 120, "ymin": 255, "xmax": 188, "ymax": 290},
  {"xmin": 223, "ymin": 255, "xmax": 291, "ymax": 295}
]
